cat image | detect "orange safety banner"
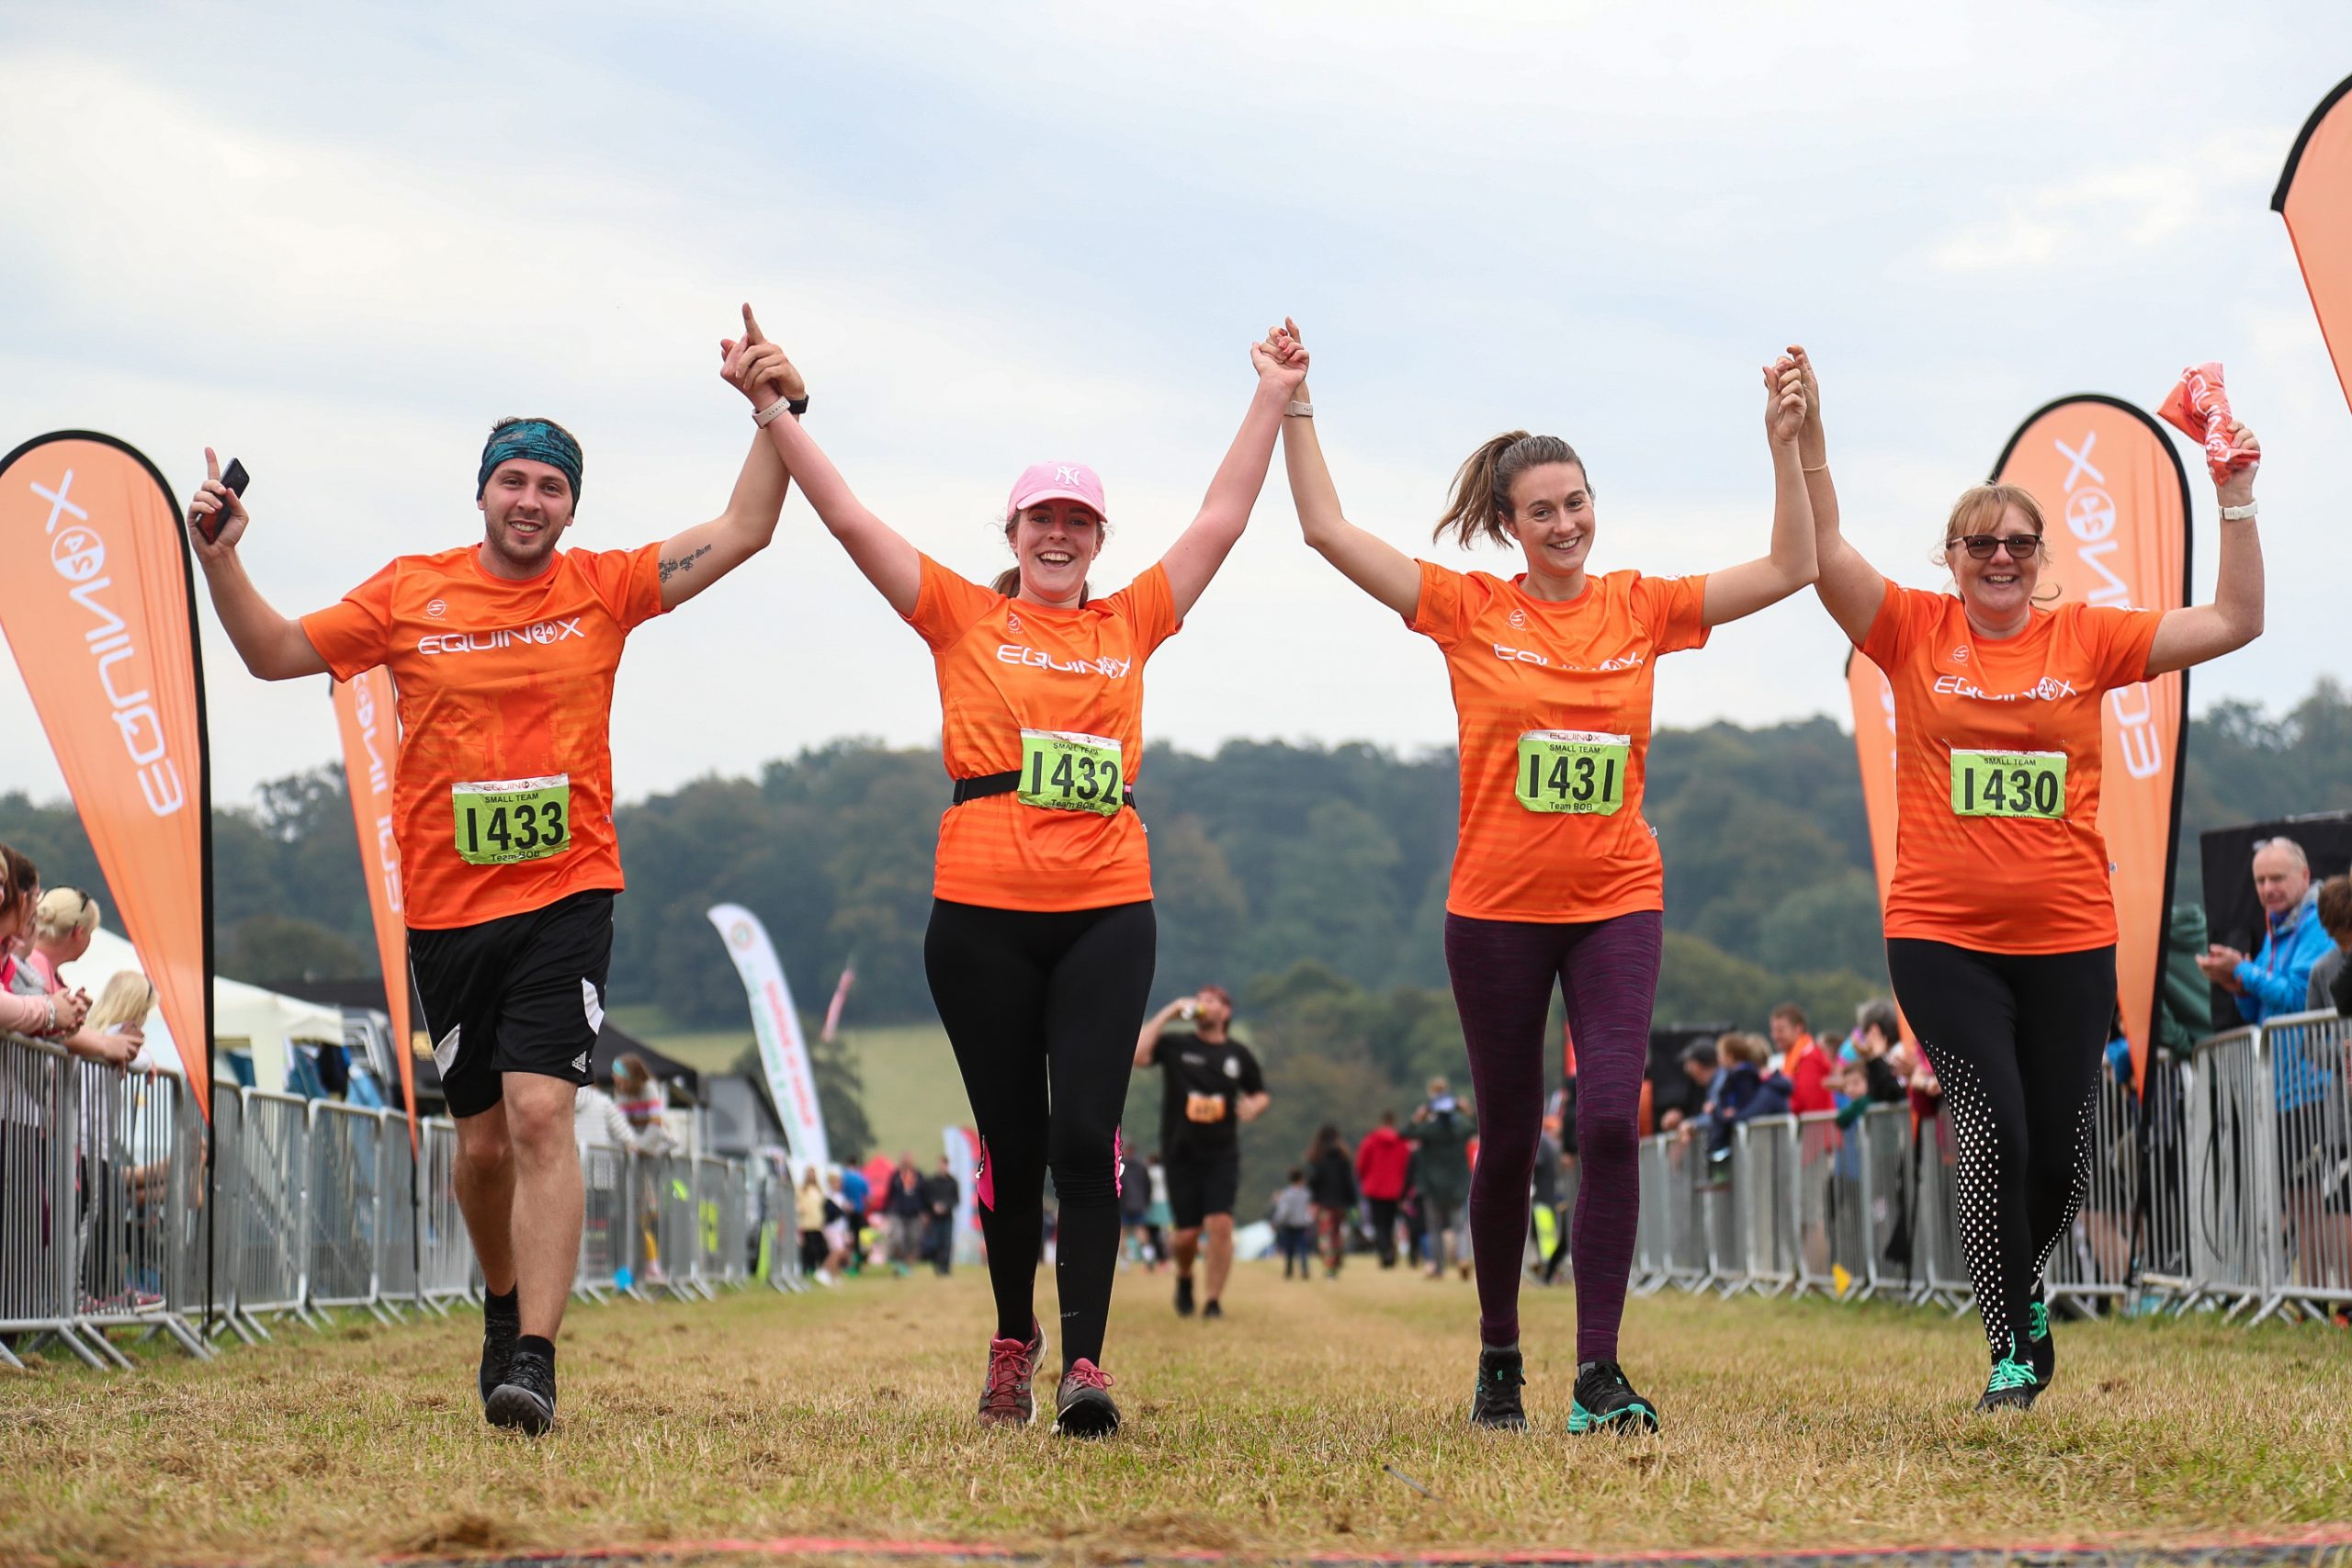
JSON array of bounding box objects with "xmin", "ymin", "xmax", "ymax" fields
[
  {"xmin": 2274, "ymin": 73, "xmax": 2352, "ymax": 416},
  {"xmin": 1991, "ymin": 398, "xmax": 2192, "ymax": 1086},
  {"xmin": 1842, "ymin": 649, "xmax": 1912, "ymax": 1046},
  {"xmin": 0, "ymin": 433, "xmax": 214, "ymax": 1115},
  {"xmin": 333, "ymin": 667, "xmax": 415, "ymax": 1152}
]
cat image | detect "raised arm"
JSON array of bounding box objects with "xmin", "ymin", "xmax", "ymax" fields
[
  {"xmin": 1277, "ymin": 323, "xmax": 1421, "ymax": 619},
  {"xmin": 652, "ymin": 305, "xmax": 797, "ymax": 612},
  {"xmin": 1157, "ymin": 327, "xmax": 1308, "ymax": 620},
  {"xmin": 747, "ymin": 307, "xmax": 923, "ymax": 616},
  {"xmin": 1697, "ymin": 356, "xmax": 1818, "ymax": 627},
  {"xmin": 188, "ymin": 448, "xmax": 332, "ymax": 682},
  {"xmin": 1135, "ymin": 996, "xmax": 1188, "ymax": 1068},
  {"xmin": 1786, "ymin": 347, "xmax": 1887, "ymax": 647},
  {"xmin": 2144, "ymin": 426, "xmax": 2263, "ymax": 678}
]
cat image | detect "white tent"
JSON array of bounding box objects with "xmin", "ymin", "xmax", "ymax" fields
[{"xmin": 57, "ymin": 924, "xmax": 346, "ymax": 1093}]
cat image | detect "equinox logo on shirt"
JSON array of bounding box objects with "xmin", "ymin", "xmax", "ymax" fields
[
  {"xmin": 417, "ymin": 616, "xmax": 587, "ymax": 656},
  {"xmin": 1490, "ymin": 644, "xmax": 1647, "ymax": 673},
  {"xmin": 995, "ymin": 643, "xmax": 1131, "ymax": 678}
]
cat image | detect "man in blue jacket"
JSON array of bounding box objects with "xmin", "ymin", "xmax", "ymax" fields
[{"xmin": 2199, "ymin": 838, "xmax": 2332, "ymax": 1024}]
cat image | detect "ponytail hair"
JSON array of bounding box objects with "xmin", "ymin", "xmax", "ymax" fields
[{"xmin": 1434, "ymin": 432, "xmax": 1586, "ymax": 549}]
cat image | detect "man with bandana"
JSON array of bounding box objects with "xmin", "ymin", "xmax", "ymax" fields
[{"xmin": 189, "ymin": 308, "xmax": 800, "ymax": 1435}]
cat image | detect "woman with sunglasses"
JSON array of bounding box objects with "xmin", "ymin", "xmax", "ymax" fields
[{"xmin": 1794, "ymin": 349, "xmax": 2263, "ymax": 1410}]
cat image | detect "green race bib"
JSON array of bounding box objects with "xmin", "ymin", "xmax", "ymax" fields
[
  {"xmin": 1949, "ymin": 750, "xmax": 2067, "ymax": 820},
  {"xmin": 1017, "ymin": 730, "xmax": 1125, "ymax": 817},
  {"xmin": 452, "ymin": 774, "xmax": 573, "ymax": 865},
  {"xmin": 1514, "ymin": 730, "xmax": 1630, "ymax": 816}
]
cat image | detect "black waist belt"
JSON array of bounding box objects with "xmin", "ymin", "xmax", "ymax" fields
[{"xmin": 952, "ymin": 771, "xmax": 1136, "ymax": 811}]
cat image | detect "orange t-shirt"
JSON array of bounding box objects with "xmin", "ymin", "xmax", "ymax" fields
[
  {"xmin": 906, "ymin": 555, "xmax": 1182, "ymax": 912},
  {"xmin": 1409, "ymin": 561, "xmax": 1710, "ymax": 922},
  {"xmin": 300, "ymin": 543, "xmax": 666, "ymax": 931},
  {"xmin": 1860, "ymin": 581, "xmax": 2163, "ymax": 954}
]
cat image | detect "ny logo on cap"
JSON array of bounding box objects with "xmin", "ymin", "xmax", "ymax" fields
[{"xmin": 1056, "ymin": 466, "xmax": 1082, "ymax": 485}]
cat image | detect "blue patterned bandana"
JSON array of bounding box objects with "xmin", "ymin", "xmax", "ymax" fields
[{"xmin": 476, "ymin": 420, "xmax": 582, "ymax": 502}]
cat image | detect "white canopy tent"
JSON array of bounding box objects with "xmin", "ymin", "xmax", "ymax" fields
[{"xmin": 56, "ymin": 924, "xmax": 346, "ymax": 1094}]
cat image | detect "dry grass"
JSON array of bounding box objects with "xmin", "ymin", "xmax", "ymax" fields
[{"xmin": 4, "ymin": 1262, "xmax": 2349, "ymax": 1566}]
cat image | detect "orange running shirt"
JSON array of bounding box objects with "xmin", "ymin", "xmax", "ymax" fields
[
  {"xmin": 1409, "ymin": 561, "xmax": 1710, "ymax": 922},
  {"xmin": 300, "ymin": 543, "xmax": 666, "ymax": 931},
  {"xmin": 906, "ymin": 555, "xmax": 1182, "ymax": 911},
  {"xmin": 1860, "ymin": 580, "xmax": 2163, "ymax": 954}
]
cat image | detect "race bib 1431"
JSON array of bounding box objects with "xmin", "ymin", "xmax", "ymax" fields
[{"xmin": 1514, "ymin": 730, "xmax": 1630, "ymax": 816}]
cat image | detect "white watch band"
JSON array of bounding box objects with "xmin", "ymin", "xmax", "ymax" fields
[
  {"xmin": 752, "ymin": 397, "xmax": 793, "ymax": 427},
  {"xmin": 1285, "ymin": 400, "xmax": 1314, "ymax": 418},
  {"xmin": 2220, "ymin": 501, "xmax": 2258, "ymax": 521}
]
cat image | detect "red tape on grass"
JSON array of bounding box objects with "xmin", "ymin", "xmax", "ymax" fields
[{"xmin": 375, "ymin": 1521, "xmax": 2352, "ymax": 1568}]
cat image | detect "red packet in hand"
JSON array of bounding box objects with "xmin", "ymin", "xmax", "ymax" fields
[{"xmin": 2157, "ymin": 363, "xmax": 2254, "ymax": 483}]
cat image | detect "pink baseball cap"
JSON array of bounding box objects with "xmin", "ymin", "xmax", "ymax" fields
[{"xmin": 1006, "ymin": 461, "xmax": 1107, "ymax": 522}]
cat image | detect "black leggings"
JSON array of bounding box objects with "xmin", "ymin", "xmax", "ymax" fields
[
  {"xmin": 924, "ymin": 897, "xmax": 1156, "ymax": 1372},
  {"xmin": 1886, "ymin": 939, "xmax": 2115, "ymax": 1364}
]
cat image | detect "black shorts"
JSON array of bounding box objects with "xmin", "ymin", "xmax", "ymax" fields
[
  {"xmin": 410, "ymin": 889, "xmax": 615, "ymax": 1120},
  {"xmin": 1166, "ymin": 1145, "xmax": 1239, "ymax": 1229}
]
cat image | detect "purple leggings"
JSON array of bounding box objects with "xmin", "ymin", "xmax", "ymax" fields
[{"xmin": 1444, "ymin": 908, "xmax": 1662, "ymax": 1359}]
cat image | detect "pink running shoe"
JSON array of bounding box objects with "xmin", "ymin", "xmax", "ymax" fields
[
  {"xmin": 1051, "ymin": 1358, "xmax": 1120, "ymax": 1438},
  {"xmin": 978, "ymin": 1319, "xmax": 1046, "ymax": 1427}
]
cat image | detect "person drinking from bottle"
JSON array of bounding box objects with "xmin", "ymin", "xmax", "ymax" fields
[{"xmin": 1279, "ymin": 320, "xmax": 1816, "ymax": 1435}]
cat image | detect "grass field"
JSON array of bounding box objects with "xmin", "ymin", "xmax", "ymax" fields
[
  {"xmin": 5, "ymin": 1264, "xmax": 2350, "ymax": 1566},
  {"xmin": 609, "ymin": 1006, "xmax": 969, "ymax": 1161}
]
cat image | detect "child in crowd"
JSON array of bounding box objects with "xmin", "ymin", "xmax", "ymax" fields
[{"xmin": 1272, "ymin": 1169, "xmax": 1314, "ymax": 1279}]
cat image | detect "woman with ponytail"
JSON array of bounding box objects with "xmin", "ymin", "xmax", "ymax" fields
[
  {"xmin": 1278, "ymin": 321, "xmax": 1815, "ymax": 1435},
  {"xmin": 748, "ymin": 307, "xmax": 1307, "ymax": 1438}
]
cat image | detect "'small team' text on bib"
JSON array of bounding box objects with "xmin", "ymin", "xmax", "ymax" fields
[
  {"xmin": 1411, "ymin": 561, "xmax": 1710, "ymax": 922},
  {"xmin": 905, "ymin": 556, "xmax": 1182, "ymax": 911},
  {"xmin": 300, "ymin": 543, "xmax": 666, "ymax": 929},
  {"xmin": 1860, "ymin": 581, "xmax": 2162, "ymax": 954}
]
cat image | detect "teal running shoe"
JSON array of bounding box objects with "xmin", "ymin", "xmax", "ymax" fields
[
  {"xmin": 1468, "ymin": 1346, "xmax": 1527, "ymax": 1431},
  {"xmin": 1568, "ymin": 1359, "xmax": 1659, "ymax": 1435},
  {"xmin": 1975, "ymin": 1344, "xmax": 2041, "ymax": 1411},
  {"xmin": 2026, "ymin": 1300, "xmax": 2055, "ymax": 1392}
]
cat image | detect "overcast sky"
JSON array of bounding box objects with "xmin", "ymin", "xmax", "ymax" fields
[{"xmin": 5, "ymin": 3, "xmax": 2349, "ymax": 811}]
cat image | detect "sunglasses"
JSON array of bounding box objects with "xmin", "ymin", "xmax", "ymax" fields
[{"xmin": 1949, "ymin": 534, "xmax": 2043, "ymax": 560}]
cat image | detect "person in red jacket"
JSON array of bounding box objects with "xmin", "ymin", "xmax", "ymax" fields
[
  {"xmin": 1770, "ymin": 1003, "xmax": 1836, "ymax": 1117},
  {"xmin": 1354, "ymin": 1111, "xmax": 1412, "ymax": 1269}
]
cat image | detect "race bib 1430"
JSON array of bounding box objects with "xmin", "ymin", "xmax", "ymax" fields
[
  {"xmin": 452, "ymin": 774, "xmax": 573, "ymax": 865},
  {"xmin": 1017, "ymin": 730, "xmax": 1124, "ymax": 817},
  {"xmin": 1514, "ymin": 730, "xmax": 1630, "ymax": 816},
  {"xmin": 1949, "ymin": 750, "xmax": 2067, "ymax": 819}
]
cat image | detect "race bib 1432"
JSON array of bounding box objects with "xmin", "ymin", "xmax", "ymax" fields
[{"xmin": 1017, "ymin": 730, "xmax": 1125, "ymax": 817}]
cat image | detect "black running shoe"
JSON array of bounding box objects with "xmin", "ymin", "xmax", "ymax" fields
[
  {"xmin": 978, "ymin": 1319, "xmax": 1046, "ymax": 1427},
  {"xmin": 2026, "ymin": 1300, "xmax": 2055, "ymax": 1392},
  {"xmin": 478, "ymin": 1292, "xmax": 519, "ymax": 1408},
  {"xmin": 1976, "ymin": 1346, "xmax": 2040, "ymax": 1412},
  {"xmin": 1174, "ymin": 1276, "xmax": 1195, "ymax": 1317},
  {"xmin": 1051, "ymin": 1359, "xmax": 1120, "ymax": 1438},
  {"xmin": 486, "ymin": 1348, "xmax": 558, "ymax": 1436},
  {"xmin": 1469, "ymin": 1347, "xmax": 1528, "ymax": 1431},
  {"xmin": 1568, "ymin": 1359, "xmax": 1659, "ymax": 1435},
  {"xmin": 1202, "ymin": 1299, "xmax": 1223, "ymax": 1321}
]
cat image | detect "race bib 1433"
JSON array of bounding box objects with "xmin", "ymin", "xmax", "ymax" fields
[
  {"xmin": 452, "ymin": 774, "xmax": 573, "ymax": 865},
  {"xmin": 1514, "ymin": 730, "xmax": 1631, "ymax": 815},
  {"xmin": 1949, "ymin": 749, "xmax": 2067, "ymax": 819}
]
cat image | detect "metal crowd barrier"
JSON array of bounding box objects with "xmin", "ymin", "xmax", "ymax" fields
[{"xmin": 2, "ymin": 1028, "xmax": 774, "ymax": 1374}]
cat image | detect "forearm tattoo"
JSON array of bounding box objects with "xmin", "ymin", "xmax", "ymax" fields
[{"xmin": 659, "ymin": 544, "xmax": 713, "ymax": 583}]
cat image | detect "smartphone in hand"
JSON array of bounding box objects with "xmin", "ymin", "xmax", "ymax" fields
[{"xmin": 196, "ymin": 458, "xmax": 250, "ymax": 544}]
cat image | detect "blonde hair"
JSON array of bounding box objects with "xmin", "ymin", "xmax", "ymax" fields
[
  {"xmin": 33, "ymin": 886, "xmax": 99, "ymax": 944},
  {"xmin": 1937, "ymin": 484, "xmax": 2060, "ymax": 604},
  {"xmin": 1718, "ymin": 1032, "xmax": 1770, "ymax": 1068},
  {"xmin": 84, "ymin": 971, "xmax": 153, "ymax": 1033}
]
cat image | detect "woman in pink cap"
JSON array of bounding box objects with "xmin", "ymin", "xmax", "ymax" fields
[{"xmin": 742, "ymin": 305, "xmax": 1306, "ymax": 1437}]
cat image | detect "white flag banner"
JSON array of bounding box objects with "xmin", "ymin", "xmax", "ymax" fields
[
  {"xmin": 707, "ymin": 903, "xmax": 829, "ymax": 1176},
  {"xmin": 944, "ymin": 1124, "xmax": 983, "ymax": 1265}
]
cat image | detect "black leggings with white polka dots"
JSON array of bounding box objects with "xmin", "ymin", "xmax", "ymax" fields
[{"xmin": 1887, "ymin": 939, "xmax": 2116, "ymax": 1365}]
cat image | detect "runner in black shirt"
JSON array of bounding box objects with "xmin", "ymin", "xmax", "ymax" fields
[{"xmin": 1135, "ymin": 986, "xmax": 1268, "ymax": 1319}]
